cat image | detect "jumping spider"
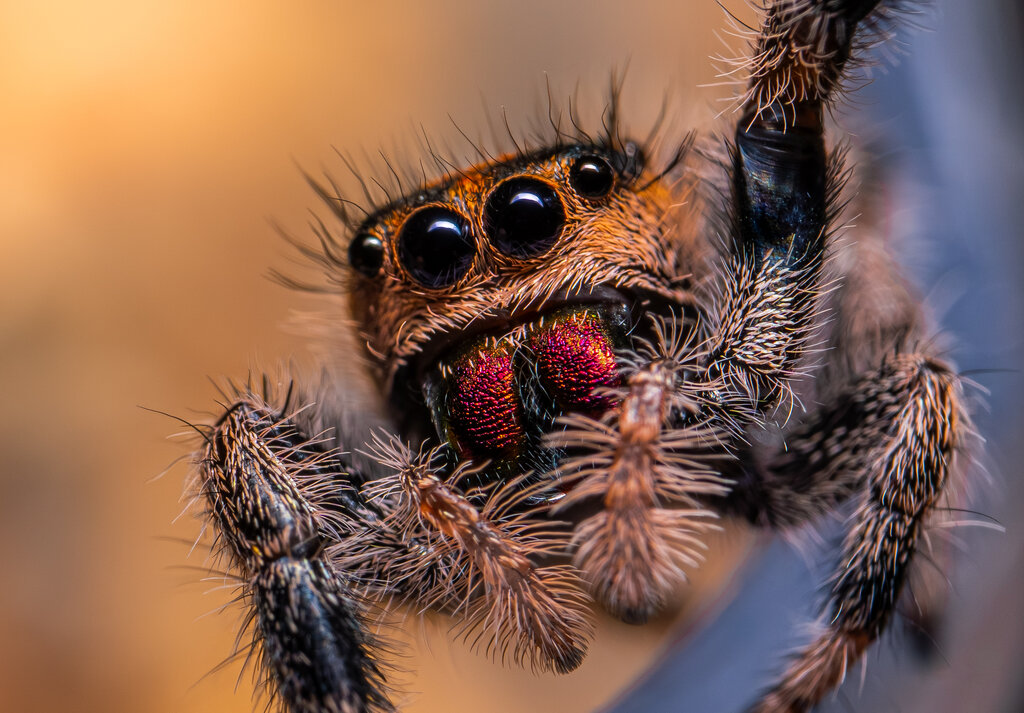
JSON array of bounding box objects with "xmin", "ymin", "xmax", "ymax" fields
[{"xmin": 193, "ymin": 2, "xmax": 969, "ymax": 712}]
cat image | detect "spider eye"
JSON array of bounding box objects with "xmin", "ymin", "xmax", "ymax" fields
[
  {"xmin": 569, "ymin": 155, "xmax": 614, "ymax": 198},
  {"xmin": 611, "ymin": 141, "xmax": 645, "ymax": 181},
  {"xmin": 484, "ymin": 177, "xmax": 565, "ymax": 258},
  {"xmin": 397, "ymin": 206, "xmax": 475, "ymax": 288},
  {"xmin": 348, "ymin": 233, "xmax": 385, "ymax": 278}
]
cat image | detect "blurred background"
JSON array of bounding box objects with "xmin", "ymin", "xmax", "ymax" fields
[{"xmin": 0, "ymin": 2, "xmax": 1020, "ymax": 712}]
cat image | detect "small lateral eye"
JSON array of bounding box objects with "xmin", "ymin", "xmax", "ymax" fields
[
  {"xmin": 569, "ymin": 155, "xmax": 614, "ymax": 198},
  {"xmin": 397, "ymin": 206, "xmax": 475, "ymax": 288},
  {"xmin": 484, "ymin": 177, "xmax": 566, "ymax": 258},
  {"xmin": 348, "ymin": 233, "xmax": 385, "ymax": 277}
]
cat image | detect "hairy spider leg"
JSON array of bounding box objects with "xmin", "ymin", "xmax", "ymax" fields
[
  {"xmin": 202, "ymin": 398, "xmax": 393, "ymax": 713},
  {"xmin": 738, "ymin": 351, "xmax": 963, "ymax": 713}
]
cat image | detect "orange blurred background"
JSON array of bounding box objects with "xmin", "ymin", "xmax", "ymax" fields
[{"xmin": 2, "ymin": 2, "xmax": 1022, "ymax": 713}]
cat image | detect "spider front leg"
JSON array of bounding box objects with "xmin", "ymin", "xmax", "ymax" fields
[
  {"xmin": 698, "ymin": 0, "xmax": 883, "ymax": 425},
  {"xmin": 202, "ymin": 390, "xmax": 594, "ymax": 713},
  {"xmin": 551, "ymin": 0, "xmax": 850, "ymax": 618},
  {"xmin": 201, "ymin": 395, "xmax": 393, "ymax": 713}
]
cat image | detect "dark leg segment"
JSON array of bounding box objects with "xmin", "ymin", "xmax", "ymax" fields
[
  {"xmin": 202, "ymin": 399, "xmax": 391, "ymax": 713},
  {"xmin": 705, "ymin": 114, "xmax": 828, "ymax": 416},
  {"xmin": 701, "ymin": 0, "xmax": 894, "ymax": 424},
  {"xmin": 254, "ymin": 558, "xmax": 383, "ymax": 713}
]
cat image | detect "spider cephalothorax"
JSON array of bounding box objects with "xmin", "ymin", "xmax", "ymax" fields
[
  {"xmin": 344, "ymin": 142, "xmax": 695, "ymax": 385},
  {"xmin": 339, "ymin": 141, "xmax": 701, "ymax": 489},
  {"xmin": 192, "ymin": 3, "xmax": 970, "ymax": 713}
]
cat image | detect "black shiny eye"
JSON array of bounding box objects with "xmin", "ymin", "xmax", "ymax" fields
[
  {"xmin": 569, "ymin": 155, "xmax": 614, "ymax": 198},
  {"xmin": 483, "ymin": 177, "xmax": 565, "ymax": 258},
  {"xmin": 348, "ymin": 233, "xmax": 385, "ymax": 277},
  {"xmin": 397, "ymin": 206, "xmax": 475, "ymax": 288}
]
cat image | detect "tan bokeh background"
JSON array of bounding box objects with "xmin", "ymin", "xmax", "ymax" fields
[{"xmin": 0, "ymin": 2, "xmax": 756, "ymax": 712}]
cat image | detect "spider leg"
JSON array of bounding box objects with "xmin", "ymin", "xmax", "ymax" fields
[
  {"xmin": 702, "ymin": 0, "xmax": 892, "ymax": 424},
  {"xmin": 203, "ymin": 388, "xmax": 592, "ymax": 711},
  {"xmin": 730, "ymin": 347, "xmax": 966, "ymax": 713},
  {"xmin": 202, "ymin": 394, "xmax": 394, "ymax": 713},
  {"xmin": 345, "ymin": 436, "xmax": 594, "ymax": 674},
  {"xmin": 551, "ymin": 357, "xmax": 731, "ymax": 624},
  {"xmin": 739, "ymin": 0, "xmax": 884, "ymax": 129}
]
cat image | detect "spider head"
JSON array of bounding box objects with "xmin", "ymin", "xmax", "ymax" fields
[{"xmin": 345, "ymin": 141, "xmax": 696, "ymax": 473}]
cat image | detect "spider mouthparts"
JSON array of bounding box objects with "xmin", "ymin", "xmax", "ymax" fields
[{"xmin": 421, "ymin": 302, "xmax": 630, "ymax": 476}]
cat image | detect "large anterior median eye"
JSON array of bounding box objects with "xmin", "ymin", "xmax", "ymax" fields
[
  {"xmin": 484, "ymin": 177, "xmax": 565, "ymax": 258},
  {"xmin": 397, "ymin": 206, "xmax": 475, "ymax": 288}
]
